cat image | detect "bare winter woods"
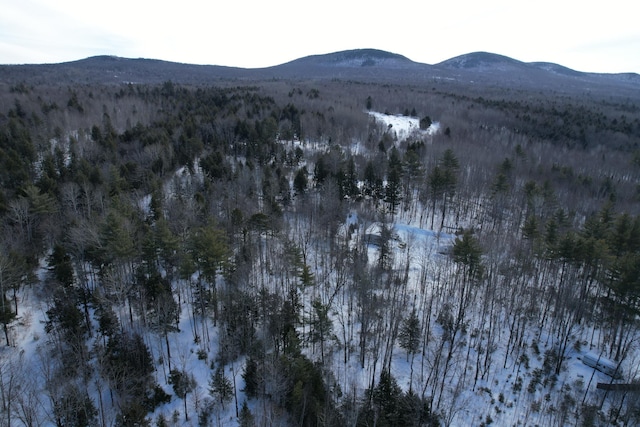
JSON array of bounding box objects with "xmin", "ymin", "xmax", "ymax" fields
[{"xmin": 0, "ymin": 76, "xmax": 639, "ymax": 426}]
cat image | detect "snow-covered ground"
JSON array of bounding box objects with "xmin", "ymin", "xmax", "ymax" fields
[
  {"xmin": 368, "ymin": 111, "xmax": 440, "ymax": 142},
  {"xmin": 3, "ymin": 118, "xmax": 639, "ymax": 426},
  {"xmin": 327, "ymin": 205, "xmax": 639, "ymax": 426},
  {"xmin": 3, "ymin": 201, "xmax": 638, "ymax": 426}
]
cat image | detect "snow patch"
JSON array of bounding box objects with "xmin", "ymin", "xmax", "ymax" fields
[{"xmin": 368, "ymin": 111, "xmax": 440, "ymax": 142}]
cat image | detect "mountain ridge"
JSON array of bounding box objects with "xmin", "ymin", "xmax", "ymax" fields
[
  {"xmin": 57, "ymin": 49, "xmax": 640, "ymax": 76},
  {"xmin": 1, "ymin": 49, "xmax": 638, "ymax": 97}
]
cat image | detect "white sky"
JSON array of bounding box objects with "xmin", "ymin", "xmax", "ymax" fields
[{"xmin": 1, "ymin": 0, "xmax": 639, "ymax": 74}]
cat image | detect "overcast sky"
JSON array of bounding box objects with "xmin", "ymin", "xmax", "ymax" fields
[{"xmin": 1, "ymin": 0, "xmax": 639, "ymax": 74}]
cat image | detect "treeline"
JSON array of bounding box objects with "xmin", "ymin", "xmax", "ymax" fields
[{"xmin": 432, "ymin": 89, "xmax": 640, "ymax": 151}]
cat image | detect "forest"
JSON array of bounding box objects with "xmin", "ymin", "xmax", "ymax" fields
[{"xmin": 0, "ymin": 71, "xmax": 639, "ymax": 427}]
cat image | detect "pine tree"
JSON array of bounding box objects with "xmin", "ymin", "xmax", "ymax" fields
[
  {"xmin": 344, "ymin": 156, "xmax": 359, "ymax": 199},
  {"xmin": 385, "ymin": 147, "xmax": 403, "ymax": 214},
  {"xmin": 294, "ymin": 166, "xmax": 308, "ymax": 195},
  {"xmin": 102, "ymin": 331, "xmax": 160, "ymax": 414},
  {"xmin": 209, "ymin": 366, "xmax": 233, "ymax": 409},
  {"xmin": 191, "ymin": 223, "xmax": 229, "ymax": 325},
  {"xmin": 100, "ymin": 210, "xmax": 136, "ymax": 265},
  {"xmin": 366, "ymin": 96, "xmax": 373, "ymax": 110},
  {"xmin": 398, "ymin": 307, "xmax": 422, "ymax": 393},
  {"xmin": 309, "ymin": 298, "xmax": 333, "ymax": 362},
  {"xmin": 49, "ymin": 244, "xmax": 74, "ymax": 288},
  {"xmin": 440, "ymin": 149, "xmax": 459, "ymax": 229},
  {"xmin": 364, "ymin": 160, "xmax": 383, "ymax": 200},
  {"xmin": 0, "ymin": 252, "xmax": 19, "ymax": 345},
  {"xmin": 242, "ymin": 356, "xmax": 260, "ymax": 399},
  {"xmin": 299, "ymin": 264, "xmax": 314, "ymax": 287},
  {"xmin": 522, "ymin": 215, "xmax": 540, "ymax": 240},
  {"xmin": 313, "ymin": 155, "xmax": 329, "ymax": 186},
  {"xmin": 452, "ymin": 229, "xmax": 483, "ymax": 282},
  {"xmin": 168, "ymin": 369, "xmax": 196, "ymax": 421},
  {"xmin": 419, "ymin": 115, "xmax": 432, "ymax": 129},
  {"xmin": 377, "ymin": 222, "xmax": 394, "ymax": 270},
  {"xmin": 427, "ymin": 165, "xmax": 445, "ymax": 229},
  {"xmin": 53, "ymin": 383, "xmax": 98, "ymax": 427},
  {"xmin": 398, "ymin": 309, "xmax": 421, "ymax": 360},
  {"xmin": 191, "ymin": 223, "xmax": 229, "ymax": 284},
  {"xmin": 372, "ymin": 369, "xmax": 403, "ymax": 426},
  {"xmin": 238, "ymin": 401, "xmax": 255, "ymax": 427}
]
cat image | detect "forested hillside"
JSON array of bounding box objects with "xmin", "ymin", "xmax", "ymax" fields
[{"xmin": 0, "ymin": 74, "xmax": 639, "ymax": 426}]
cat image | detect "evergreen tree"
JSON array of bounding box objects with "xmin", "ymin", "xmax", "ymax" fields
[
  {"xmin": 0, "ymin": 252, "xmax": 20, "ymax": 345},
  {"xmin": 309, "ymin": 298, "xmax": 333, "ymax": 362},
  {"xmin": 491, "ymin": 172, "xmax": 510, "ymax": 196},
  {"xmin": 399, "ymin": 390, "xmax": 440, "ymax": 427},
  {"xmin": 169, "ymin": 369, "xmax": 196, "ymax": 421},
  {"xmin": 191, "ymin": 222, "xmax": 230, "ymax": 324},
  {"xmin": 442, "ymin": 149, "xmax": 459, "ymax": 183},
  {"xmin": 281, "ymin": 354, "xmax": 330, "ymax": 427},
  {"xmin": 0, "ymin": 294, "xmax": 15, "ymax": 346},
  {"xmin": 398, "ymin": 309, "xmax": 421, "ymax": 360},
  {"xmin": 49, "ymin": 244, "xmax": 74, "ymax": 288},
  {"xmin": 377, "ymin": 221, "xmax": 394, "ymax": 270},
  {"xmin": 242, "ymin": 355, "xmax": 260, "ymax": 399},
  {"xmin": 544, "ymin": 218, "xmax": 559, "ymax": 258},
  {"xmin": 45, "ymin": 293, "xmax": 87, "ymax": 348},
  {"xmin": 427, "ymin": 165, "xmax": 445, "ymax": 229},
  {"xmin": 53, "ymin": 383, "xmax": 98, "ymax": 427},
  {"xmin": 299, "ymin": 264, "xmax": 314, "ymax": 288},
  {"xmin": 452, "ymin": 229, "xmax": 483, "ymax": 282},
  {"xmin": 340, "ymin": 156, "xmax": 360, "ymax": 199},
  {"xmin": 522, "ymin": 215, "xmax": 540, "ymax": 241},
  {"xmin": 294, "ymin": 166, "xmax": 308, "ymax": 195},
  {"xmin": 153, "ymin": 218, "xmax": 180, "ymax": 275},
  {"xmin": 385, "ymin": 147, "xmax": 403, "ymax": 214},
  {"xmin": 313, "ymin": 155, "xmax": 329, "ymax": 186},
  {"xmin": 191, "ymin": 223, "xmax": 229, "ymax": 284},
  {"xmin": 364, "ymin": 160, "xmax": 383, "ymax": 200},
  {"xmin": 238, "ymin": 401, "xmax": 255, "ymax": 427},
  {"xmin": 101, "ymin": 331, "xmax": 162, "ymax": 415},
  {"xmin": 95, "ymin": 298, "xmax": 119, "ymax": 340},
  {"xmin": 441, "ymin": 149, "xmax": 459, "ymax": 227},
  {"xmin": 100, "ymin": 209, "xmax": 136, "ymax": 265},
  {"xmin": 371, "ymin": 369, "xmax": 403, "ymax": 426},
  {"xmin": 209, "ymin": 366, "xmax": 233, "ymax": 409},
  {"xmin": 419, "ymin": 115, "xmax": 432, "ymax": 130}
]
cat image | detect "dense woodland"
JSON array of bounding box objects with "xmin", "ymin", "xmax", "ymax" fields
[{"xmin": 0, "ymin": 72, "xmax": 639, "ymax": 427}]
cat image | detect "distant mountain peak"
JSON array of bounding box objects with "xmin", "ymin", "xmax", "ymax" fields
[
  {"xmin": 437, "ymin": 51, "xmax": 525, "ymax": 70},
  {"xmin": 283, "ymin": 48, "xmax": 416, "ymax": 68},
  {"xmin": 71, "ymin": 55, "xmax": 124, "ymax": 64},
  {"xmin": 329, "ymin": 48, "xmax": 411, "ymax": 63}
]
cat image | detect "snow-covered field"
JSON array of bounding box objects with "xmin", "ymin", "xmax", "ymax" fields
[{"xmin": 368, "ymin": 111, "xmax": 440, "ymax": 142}]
